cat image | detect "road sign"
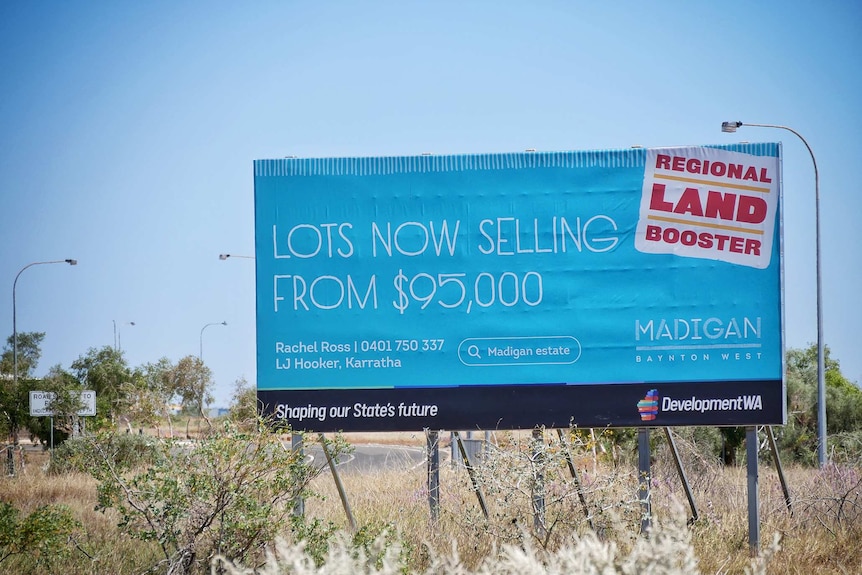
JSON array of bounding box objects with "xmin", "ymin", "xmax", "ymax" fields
[{"xmin": 29, "ymin": 390, "xmax": 96, "ymax": 417}]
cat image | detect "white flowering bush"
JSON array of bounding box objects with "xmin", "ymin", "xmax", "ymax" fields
[{"xmin": 214, "ymin": 516, "xmax": 777, "ymax": 575}]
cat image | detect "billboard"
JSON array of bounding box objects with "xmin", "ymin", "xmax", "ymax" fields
[{"xmin": 254, "ymin": 144, "xmax": 784, "ymax": 432}]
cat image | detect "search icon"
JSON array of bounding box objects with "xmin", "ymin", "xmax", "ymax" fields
[{"xmin": 457, "ymin": 336, "xmax": 581, "ymax": 366}]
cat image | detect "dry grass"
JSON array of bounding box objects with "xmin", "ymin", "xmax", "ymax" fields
[
  {"xmin": 303, "ymin": 433, "xmax": 862, "ymax": 575},
  {"xmin": 1, "ymin": 452, "xmax": 162, "ymax": 574},
  {"xmin": 2, "ymin": 430, "xmax": 861, "ymax": 574}
]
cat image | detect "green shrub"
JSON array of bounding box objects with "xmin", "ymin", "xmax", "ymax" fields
[
  {"xmin": 48, "ymin": 431, "xmax": 158, "ymax": 475},
  {"xmin": 0, "ymin": 501, "xmax": 80, "ymax": 572},
  {"xmin": 82, "ymin": 421, "xmax": 342, "ymax": 574}
]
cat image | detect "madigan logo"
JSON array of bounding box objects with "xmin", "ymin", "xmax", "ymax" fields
[
  {"xmin": 637, "ymin": 389, "xmax": 659, "ymax": 421},
  {"xmin": 635, "ymin": 147, "xmax": 780, "ymax": 269}
]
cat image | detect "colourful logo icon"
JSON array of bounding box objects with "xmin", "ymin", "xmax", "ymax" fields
[{"xmin": 638, "ymin": 389, "xmax": 659, "ymax": 421}]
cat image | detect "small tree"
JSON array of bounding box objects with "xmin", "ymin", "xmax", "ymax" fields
[
  {"xmin": 70, "ymin": 346, "xmax": 132, "ymax": 428},
  {"xmin": 139, "ymin": 357, "xmax": 181, "ymax": 437},
  {"xmin": 0, "ymin": 331, "xmax": 45, "ymax": 377},
  {"xmin": 0, "ymin": 501, "xmax": 81, "ymax": 570},
  {"xmin": 0, "ymin": 332, "xmax": 45, "ymax": 442},
  {"xmin": 777, "ymin": 344, "xmax": 862, "ymax": 464},
  {"xmin": 169, "ymin": 355, "xmax": 214, "ymax": 416},
  {"xmin": 87, "ymin": 419, "xmax": 339, "ymax": 574},
  {"xmin": 42, "ymin": 366, "xmax": 87, "ymax": 435},
  {"xmin": 228, "ymin": 376, "xmax": 258, "ymax": 426}
]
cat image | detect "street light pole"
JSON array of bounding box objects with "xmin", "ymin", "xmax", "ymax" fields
[
  {"xmin": 200, "ymin": 321, "xmax": 227, "ymax": 362},
  {"xmin": 721, "ymin": 121, "xmax": 826, "ymax": 466},
  {"xmin": 113, "ymin": 321, "xmax": 136, "ymax": 352},
  {"xmin": 13, "ymin": 259, "xmax": 77, "ymax": 387}
]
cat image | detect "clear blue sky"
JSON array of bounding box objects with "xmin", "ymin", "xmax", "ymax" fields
[{"xmin": 1, "ymin": 1, "xmax": 859, "ymax": 407}]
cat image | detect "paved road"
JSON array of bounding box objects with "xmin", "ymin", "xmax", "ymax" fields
[
  {"xmin": 12, "ymin": 437, "xmax": 451, "ymax": 474},
  {"xmin": 303, "ymin": 442, "xmax": 444, "ymax": 473}
]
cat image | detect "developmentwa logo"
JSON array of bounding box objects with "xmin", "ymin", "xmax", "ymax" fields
[{"xmin": 637, "ymin": 389, "xmax": 659, "ymax": 421}]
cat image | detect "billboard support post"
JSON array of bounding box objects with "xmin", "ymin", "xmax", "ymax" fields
[
  {"xmin": 638, "ymin": 428, "xmax": 651, "ymax": 533},
  {"xmin": 426, "ymin": 429, "xmax": 440, "ymax": 521},
  {"xmin": 746, "ymin": 426, "xmax": 760, "ymax": 555}
]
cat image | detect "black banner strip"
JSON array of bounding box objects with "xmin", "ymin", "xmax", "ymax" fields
[{"xmin": 258, "ymin": 380, "xmax": 784, "ymax": 432}]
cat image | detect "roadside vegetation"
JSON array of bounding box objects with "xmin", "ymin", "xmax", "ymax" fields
[{"xmin": 2, "ymin": 336, "xmax": 861, "ymax": 574}]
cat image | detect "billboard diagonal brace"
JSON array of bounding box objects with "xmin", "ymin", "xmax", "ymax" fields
[
  {"xmin": 663, "ymin": 427, "xmax": 699, "ymax": 522},
  {"xmin": 765, "ymin": 426, "xmax": 792, "ymax": 515},
  {"xmin": 454, "ymin": 431, "xmax": 489, "ymax": 519},
  {"xmin": 556, "ymin": 428, "xmax": 594, "ymax": 530},
  {"xmin": 319, "ymin": 433, "xmax": 357, "ymax": 532}
]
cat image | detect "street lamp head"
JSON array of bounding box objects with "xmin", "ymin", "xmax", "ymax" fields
[
  {"xmin": 130, "ymin": 321, "xmax": 136, "ymax": 326},
  {"xmin": 221, "ymin": 321, "xmax": 227, "ymax": 326},
  {"xmin": 219, "ymin": 254, "xmax": 229, "ymax": 260},
  {"xmin": 721, "ymin": 121, "xmax": 743, "ymax": 133},
  {"xmin": 66, "ymin": 259, "xmax": 78, "ymax": 265}
]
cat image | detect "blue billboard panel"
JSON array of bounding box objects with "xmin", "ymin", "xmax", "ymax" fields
[{"xmin": 254, "ymin": 144, "xmax": 784, "ymax": 431}]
